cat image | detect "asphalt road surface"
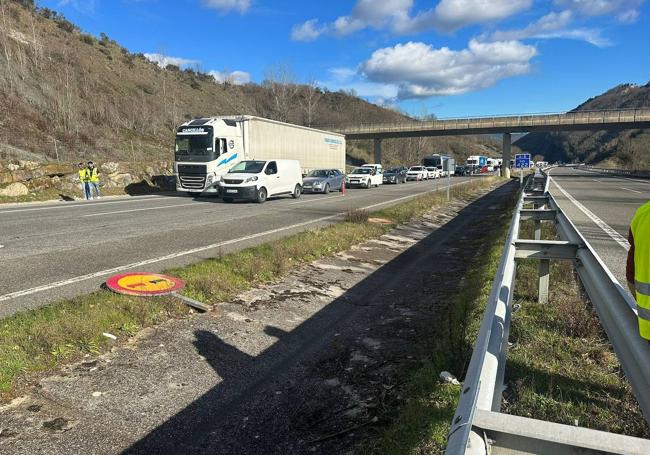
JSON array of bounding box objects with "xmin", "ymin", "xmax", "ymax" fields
[
  {"xmin": 548, "ymin": 166, "xmax": 649, "ymax": 289},
  {"xmin": 0, "ymin": 177, "xmax": 472, "ymax": 318}
]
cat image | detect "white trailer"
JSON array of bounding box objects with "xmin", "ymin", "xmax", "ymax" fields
[
  {"xmin": 422, "ymin": 154, "xmax": 453, "ymax": 177},
  {"xmin": 174, "ymin": 116, "xmax": 346, "ymax": 193}
]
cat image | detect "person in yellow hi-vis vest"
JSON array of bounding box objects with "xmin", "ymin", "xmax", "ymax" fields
[
  {"xmin": 627, "ymin": 201, "xmax": 650, "ymax": 342},
  {"xmin": 78, "ymin": 162, "xmax": 90, "ymax": 200},
  {"xmin": 86, "ymin": 161, "xmax": 101, "ymax": 200}
]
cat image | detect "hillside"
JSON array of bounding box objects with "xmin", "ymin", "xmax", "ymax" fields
[
  {"xmin": 0, "ymin": 0, "xmax": 498, "ymax": 169},
  {"xmin": 515, "ymin": 82, "xmax": 650, "ymax": 168}
]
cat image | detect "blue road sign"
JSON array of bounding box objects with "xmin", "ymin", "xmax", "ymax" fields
[{"xmin": 515, "ymin": 153, "xmax": 531, "ymax": 169}]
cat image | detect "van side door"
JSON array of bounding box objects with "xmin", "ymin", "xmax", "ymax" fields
[{"xmin": 264, "ymin": 161, "xmax": 279, "ymax": 195}]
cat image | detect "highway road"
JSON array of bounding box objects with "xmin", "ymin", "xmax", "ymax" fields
[
  {"xmin": 548, "ymin": 166, "xmax": 649, "ymax": 289},
  {"xmin": 0, "ymin": 177, "xmax": 473, "ymax": 318}
]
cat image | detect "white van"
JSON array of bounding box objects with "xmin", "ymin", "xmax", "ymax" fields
[
  {"xmin": 219, "ymin": 159, "xmax": 302, "ymax": 203},
  {"xmin": 361, "ymin": 163, "xmax": 383, "ymax": 174}
]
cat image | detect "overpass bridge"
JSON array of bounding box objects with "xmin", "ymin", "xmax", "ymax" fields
[{"xmin": 325, "ymin": 108, "xmax": 650, "ymax": 176}]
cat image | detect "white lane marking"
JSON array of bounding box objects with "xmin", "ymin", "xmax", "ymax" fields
[
  {"xmin": 592, "ymin": 179, "xmax": 602, "ymax": 183},
  {"xmin": 0, "ymin": 195, "xmax": 172, "ymax": 215},
  {"xmin": 83, "ymin": 202, "xmax": 199, "ymax": 217},
  {"xmin": 619, "ymin": 187, "xmax": 643, "ymax": 194},
  {"xmin": 551, "ymin": 177, "xmax": 630, "ymax": 250},
  {"xmin": 289, "ymin": 194, "xmax": 342, "ymax": 205},
  {"xmin": 0, "ymin": 180, "xmax": 471, "ymax": 302},
  {"xmin": 0, "ymin": 245, "xmax": 4, "ymax": 249},
  {"xmin": 0, "ymin": 215, "xmax": 341, "ymax": 302}
]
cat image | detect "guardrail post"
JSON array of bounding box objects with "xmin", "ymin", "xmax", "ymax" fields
[{"xmin": 538, "ymin": 259, "xmax": 550, "ymax": 304}]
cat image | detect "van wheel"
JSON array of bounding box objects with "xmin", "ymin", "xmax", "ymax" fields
[
  {"xmin": 256, "ymin": 187, "xmax": 267, "ymax": 203},
  {"xmin": 323, "ymin": 184, "xmax": 330, "ymax": 194},
  {"xmin": 292, "ymin": 184, "xmax": 302, "ymax": 199},
  {"xmin": 365, "ymin": 180, "xmax": 371, "ymax": 189}
]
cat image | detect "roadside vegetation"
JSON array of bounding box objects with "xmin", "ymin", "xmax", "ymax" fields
[
  {"xmin": 0, "ymin": 177, "xmax": 497, "ymax": 401},
  {"xmin": 370, "ymin": 198, "xmax": 649, "ymax": 455},
  {"xmin": 503, "ymin": 221, "xmax": 650, "ymax": 438},
  {"xmin": 367, "ymin": 187, "xmax": 517, "ymax": 454}
]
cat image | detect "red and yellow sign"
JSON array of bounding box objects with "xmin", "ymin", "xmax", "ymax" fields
[{"xmin": 106, "ymin": 272, "xmax": 184, "ymax": 296}]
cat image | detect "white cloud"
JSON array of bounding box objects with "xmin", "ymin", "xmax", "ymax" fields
[
  {"xmin": 318, "ymin": 67, "xmax": 399, "ymax": 99},
  {"xmin": 359, "ymin": 39, "xmax": 537, "ymax": 99},
  {"xmin": 483, "ymin": 10, "xmax": 612, "ymax": 47},
  {"xmin": 426, "ymin": 0, "xmax": 533, "ymax": 32},
  {"xmin": 554, "ymin": 0, "xmax": 644, "ymax": 22},
  {"xmin": 144, "ymin": 53, "xmax": 199, "ymax": 68},
  {"xmin": 201, "ymin": 0, "xmax": 251, "ymax": 14},
  {"xmin": 209, "ymin": 70, "xmax": 251, "ymax": 85},
  {"xmin": 328, "ymin": 67, "xmax": 357, "ymax": 81},
  {"xmin": 291, "ymin": 0, "xmax": 533, "ymax": 40},
  {"xmin": 57, "ymin": 0, "xmax": 98, "ymax": 14},
  {"xmin": 291, "ymin": 19, "xmax": 327, "ymax": 41}
]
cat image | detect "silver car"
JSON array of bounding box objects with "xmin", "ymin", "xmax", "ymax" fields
[{"xmin": 302, "ymin": 169, "xmax": 344, "ymax": 193}]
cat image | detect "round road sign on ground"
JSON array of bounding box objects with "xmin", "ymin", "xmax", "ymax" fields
[{"xmin": 106, "ymin": 272, "xmax": 184, "ymax": 296}]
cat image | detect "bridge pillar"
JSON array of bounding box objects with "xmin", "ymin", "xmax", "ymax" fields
[
  {"xmin": 373, "ymin": 138, "xmax": 382, "ymax": 164},
  {"xmin": 502, "ymin": 133, "xmax": 512, "ymax": 178}
]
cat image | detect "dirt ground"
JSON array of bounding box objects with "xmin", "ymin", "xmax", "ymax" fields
[{"xmin": 0, "ymin": 181, "xmax": 517, "ymax": 455}]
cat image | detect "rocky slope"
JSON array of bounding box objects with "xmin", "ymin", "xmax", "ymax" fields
[
  {"xmin": 0, "ymin": 159, "xmax": 174, "ymax": 201},
  {"xmin": 0, "ymin": 1, "xmax": 499, "ymax": 176}
]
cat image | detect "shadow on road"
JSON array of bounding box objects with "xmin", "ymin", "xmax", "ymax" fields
[{"xmin": 122, "ymin": 180, "xmax": 519, "ymax": 455}]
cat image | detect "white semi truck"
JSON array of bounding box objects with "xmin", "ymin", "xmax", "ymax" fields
[{"xmin": 174, "ymin": 116, "xmax": 346, "ymax": 194}]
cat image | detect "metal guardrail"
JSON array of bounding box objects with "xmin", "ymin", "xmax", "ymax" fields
[
  {"xmin": 323, "ymin": 108, "xmax": 650, "ymax": 136},
  {"xmin": 582, "ymin": 166, "xmax": 650, "ymax": 179},
  {"xmin": 445, "ymin": 171, "xmax": 650, "ymax": 455}
]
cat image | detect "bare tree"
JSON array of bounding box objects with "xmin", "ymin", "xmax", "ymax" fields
[
  {"xmin": 300, "ymin": 76, "xmax": 322, "ymax": 126},
  {"xmin": 263, "ymin": 63, "xmax": 298, "ymax": 123}
]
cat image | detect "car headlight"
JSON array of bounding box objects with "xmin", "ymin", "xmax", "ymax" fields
[
  {"xmin": 313, "ymin": 182, "xmax": 322, "ymax": 188},
  {"xmin": 244, "ymin": 176, "xmax": 258, "ymax": 183},
  {"xmin": 206, "ymin": 175, "xmax": 214, "ymax": 185}
]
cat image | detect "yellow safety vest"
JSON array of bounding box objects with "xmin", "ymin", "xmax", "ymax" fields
[
  {"xmin": 78, "ymin": 169, "xmax": 88, "ymax": 182},
  {"xmin": 87, "ymin": 168, "xmax": 99, "ymax": 183},
  {"xmin": 631, "ymin": 201, "xmax": 650, "ymax": 340}
]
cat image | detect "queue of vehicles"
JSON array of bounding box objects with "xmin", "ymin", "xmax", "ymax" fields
[{"xmin": 173, "ymin": 116, "xmax": 468, "ymax": 203}]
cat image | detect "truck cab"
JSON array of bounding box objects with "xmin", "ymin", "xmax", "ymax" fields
[{"xmin": 175, "ymin": 118, "xmax": 242, "ymax": 193}]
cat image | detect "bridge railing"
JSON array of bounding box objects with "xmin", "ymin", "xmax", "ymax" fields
[
  {"xmin": 322, "ymin": 108, "xmax": 650, "ymax": 134},
  {"xmin": 445, "ymin": 170, "xmax": 650, "ymax": 455}
]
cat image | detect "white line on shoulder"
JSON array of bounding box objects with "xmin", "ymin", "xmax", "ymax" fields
[{"xmin": 551, "ymin": 177, "xmax": 630, "ymax": 250}]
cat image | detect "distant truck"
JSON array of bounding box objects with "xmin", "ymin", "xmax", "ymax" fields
[
  {"xmin": 174, "ymin": 116, "xmax": 346, "ymax": 194},
  {"xmin": 422, "ymin": 154, "xmax": 454, "ymax": 176},
  {"xmin": 466, "ymin": 155, "xmax": 487, "ymax": 173}
]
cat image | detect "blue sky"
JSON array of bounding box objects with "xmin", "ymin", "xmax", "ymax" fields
[{"xmin": 40, "ymin": 0, "xmax": 649, "ymax": 118}]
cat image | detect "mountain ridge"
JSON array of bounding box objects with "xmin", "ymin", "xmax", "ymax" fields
[{"xmin": 515, "ymin": 82, "xmax": 650, "ymax": 168}]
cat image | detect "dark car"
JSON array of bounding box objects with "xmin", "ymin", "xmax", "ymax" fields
[
  {"xmin": 302, "ymin": 169, "xmax": 344, "ymax": 193},
  {"xmin": 454, "ymin": 165, "xmax": 469, "ymax": 176},
  {"xmin": 383, "ymin": 166, "xmax": 408, "ymax": 184}
]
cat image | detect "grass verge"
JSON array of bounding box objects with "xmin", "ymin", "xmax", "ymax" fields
[
  {"xmin": 503, "ymin": 221, "xmax": 650, "ymax": 438},
  {"xmin": 0, "ymin": 177, "xmax": 497, "ymax": 401},
  {"xmin": 367, "ymin": 185, "xmax": 518, "ymax": 455}
]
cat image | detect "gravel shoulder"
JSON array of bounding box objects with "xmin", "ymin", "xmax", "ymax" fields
[{"xmin": 0, "ymin": 181, "xmax": 516, "ymax": 455}]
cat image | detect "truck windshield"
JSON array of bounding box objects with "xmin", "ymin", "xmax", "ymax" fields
[
  {"xmin": 229, "ymin": 160, "xmax": 266, "ymax": 174},
  {"xmin": 175, "ymin": 128, "xmax": 216, "ymax": 162},
  {"xmin": 422, "ymin": 157, "xmax": 442, "ymax": 167}
]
